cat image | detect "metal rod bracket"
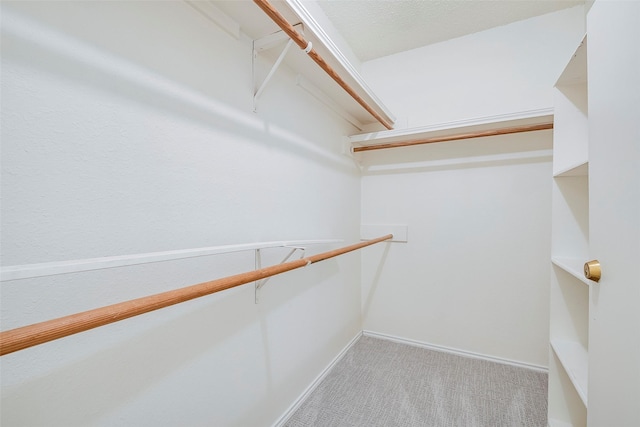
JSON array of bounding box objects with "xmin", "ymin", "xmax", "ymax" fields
[
  {"xmin": 252, "ymin": 24, "xmax": 303, "ymax": 112},
  {"xmin": 255, "ymin": 246, "xmax": 306, "ymax": 303}
]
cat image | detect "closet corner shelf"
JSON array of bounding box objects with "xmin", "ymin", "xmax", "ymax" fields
[
  {"xmin": 551, "ymin": 339, "xmax": 589, "ymax": 407},
  {"xmin": 552, "ymin": 257, "xmax": 592, "ymax": 286},
  {"xmin": 554, "ymin": 161, "xmax": 589, "ymax": 178},
  {"xmin": 349, "ymin": 108, "xmax": 553, "ymax": 150}
]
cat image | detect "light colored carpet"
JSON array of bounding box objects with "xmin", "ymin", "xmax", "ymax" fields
[{"xmin": 285, "ymin": 336, "xmax": 547, "ymax": 427}]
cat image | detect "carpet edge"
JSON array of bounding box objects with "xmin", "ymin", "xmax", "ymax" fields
[
  {"xmin": 271, "ymin": 330, "xmax": 364, "ymax": 427},
  {"xmin": 363, "ymin": 330, "xmax": 549, "ymax": 374}
]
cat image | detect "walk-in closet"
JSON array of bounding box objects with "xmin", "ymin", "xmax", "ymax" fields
[{"xmin": 1, "ymin": 1, "xmax": 638, "ymax": 426}]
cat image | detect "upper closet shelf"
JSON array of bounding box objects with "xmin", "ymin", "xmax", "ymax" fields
[
  {"xmin": 202, "ymin": 0, "xmax": 395, "ymax": 131},
  {"xmin": 349, "ymin": 109, "xmax": 554, "ymax": 153}
]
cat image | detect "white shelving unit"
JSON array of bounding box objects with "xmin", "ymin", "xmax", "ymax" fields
[
  {"xmin": 551, "ymin": 257, "xmax": 592, "ymax": 287},
  {"xmin": 548, "ymin": 35, "xmax": 590, "ymax": 427},
  {"xmin": 551, "ymin": 340, "xmax": 589, "ymax": 406}
]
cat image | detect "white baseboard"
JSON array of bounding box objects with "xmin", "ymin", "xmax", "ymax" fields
[
  {"xmin": 271, "ymin": 331, "xmax": 363, "ymax": 427},
  {"xmin": 548, "ymin": 418, "xmax": 574, "ymax": 427},
  {"xmin": 363, "ymin": 330, "xmax": 548, "ymax": 373}
]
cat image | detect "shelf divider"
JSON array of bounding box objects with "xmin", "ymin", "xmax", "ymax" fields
[
  {"xmin": 552, "ymin": 256, "xmax": 592, "ymax": 286},
  {"xmin": 551, "ymin": 339, "xmax": 589, "ymax": 408},
  {"xmin": 554, "ymin": 161, "xmax": 589, "ymax": 178}
]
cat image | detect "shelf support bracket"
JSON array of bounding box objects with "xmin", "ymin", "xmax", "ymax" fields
[
  {"xmin": 255, "ymin": 246, "xmax": 306, "ymax": 303},
  {"xmin": 252, "ymin": 32, "xmax": 293, "ymax": 113},
  {"xmin": 252, "ymin": 25, "xmax": 303, "ymax": 112}
]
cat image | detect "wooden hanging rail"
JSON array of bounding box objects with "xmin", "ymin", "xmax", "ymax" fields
[
  {"xmin": 0, "ymin": 234, "xmax": 392, "ymax": 356},
  {"xmin": 352, "ymin": 123, "xmax": 554, "ymax": 152},
  {"xmin": 252, "ymin": 0, "xmax": 394, "ymax": 130}
]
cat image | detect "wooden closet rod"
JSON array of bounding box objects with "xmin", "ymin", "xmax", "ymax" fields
[
  {"xmin": 0, "ymin": 234, "xmax": 392, "ymax": 356},
  {"xmin": 353, "ymin": 123, "xmax": 554, "ymax": 152},
  {"xmin": 253, "ymin": 0, "xmax": 393, "ymax": 130}
]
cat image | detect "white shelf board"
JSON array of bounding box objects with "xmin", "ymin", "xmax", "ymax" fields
[
  {"xmin": 556, "ymin": 35, "xmax": 587, "ymax": 86},
  {"xmin": 550, "ymin": 340, "xmax": 589, "ymax": 407},
  {"xmin": 185, "ymin": 1, "xmax": 240, "ymax": 39},
  {"xmin": 349, "ymin": 108, "xmax": 553, "ymax": 148},
  {"xmin": 551, "ymin": 257, "xmax": 592, "ymax": 286},
  {"xmin": 214, "ymin": 1, "xmax": 394, "ymax": 129},
  {"xmin": 1, "ymin": 239, "xmax": 342, "ymax": 281},
  {"xmin": 284, "ymin": 0, "xmax": 395, "ymax": 127},
  {"xmin": 554, "ymin": 161, "xmax": 589, "ymax": 177}
]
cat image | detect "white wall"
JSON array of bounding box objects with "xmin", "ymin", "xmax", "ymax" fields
[
  {"xmin": 359, "ymin": 7, "xmax": 586, "ymax": 368},
  {"xmin": 360, "ymin": 134, "xmax": 553, "ymax": 367},
  {"xmin": 0, "ymin": 2, "xmax": 361, "ymax": 426},
  {"xmin": 361, "ymin": 6, "xmax": 586, "ymax": 129}
]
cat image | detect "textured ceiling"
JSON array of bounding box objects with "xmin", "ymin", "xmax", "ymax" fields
[{"xmin": 316, "ymin": 0, "xmax": 584, "ymax": 61}]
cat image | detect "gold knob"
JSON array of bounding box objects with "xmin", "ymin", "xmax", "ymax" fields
[{"xmin": 584, "ymin": 260, "xmax": 601, "ymax": 282}]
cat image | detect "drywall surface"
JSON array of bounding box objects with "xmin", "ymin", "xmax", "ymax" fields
[
  {"xmin": 360, "ymin": 133, "xmax": 553, "ymax": 367},
  {"xmin": 357, "ymin": 4, "xmax": 586, "ymax": 370},
  {"xmin": 361, "ymin": 6, "xmax": 585, "ymax": 129},
  {"xmin": 0, "ymin": 2, "xmax": 361, "ymax": 426}
]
